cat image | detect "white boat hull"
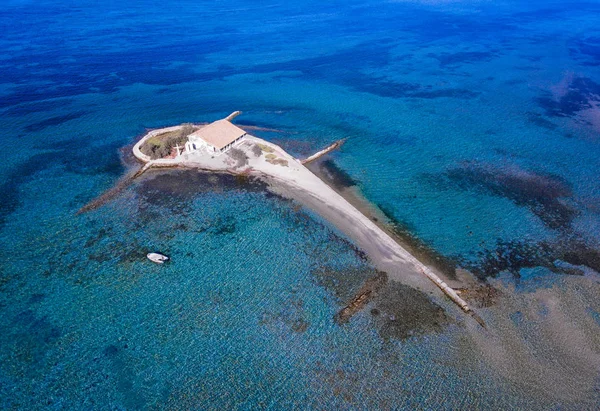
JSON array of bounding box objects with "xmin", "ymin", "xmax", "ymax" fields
[{"xmin": 147, "ymin": 252, "xmax": 169, "ymax": 264}]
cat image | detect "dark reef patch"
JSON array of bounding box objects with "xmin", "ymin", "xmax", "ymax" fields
[
  {"xmin": 0, "ymin": 33, "xmax": 235, "ymax": 110},
  {"xmin": 240, "ymin": 40, "xmax": 479, "ymax": 101},
  {"xmin": 371, "ymin": 282, "xmax": 449, "ymax": 341},
  {"xmin": 66, "ymin": 140, "xmax": 124, "ymax": 177},
  {"xmin": 521, "ymin": 55, "xmax": 543, "ymax": 63},
  {"xmin": 461, "ymin": 239, "xmax": 555, "ymax": 279},
  {"xmin": 8, "ymin": 310, "xmax": 62, "ymax": 367},
  {"xmin": 537, "ymin": 76, "xmax": 600, "ymax": 117},
  {"xmin": 32, "ymin": 135, "xmax": 124, "ymax": 177},
  {"xmin": 376, "ymin": 133, "xmax": 420, "ymax": 147},
  {"xmin": 410, "ymin": 88, "xmax": 479, "ymax": 99},
  {"xmin": 504, "ymin": 78, "xmax": 526, "ymax": 86},
  {"xmin": 28, "ymin": 294, "xmax": 45, "ymax": 304},
  {"xmin": 137, "ymin": 170, "xmax": 270, "ymax": 206},
  {"xmin": 104, "ymin": 344, "xmax": 120, "ymax": 357},
  {"xmin": 117, "ymin": 246, "xmax": 150, "ymax": 265},
  {"xmin": 433, "ymin": 161, "xmax": 577, "ymax": 230},
  {"xmin": 559, "ymin": 240, "xmax": 600, "ymax": 273},
  {"xmin": 134, "ymin": 169, "xmax": 274, "ymax": 224},
  {"xmin": 291, "ymin": 319, "xmax": 309, "ymax": 333},
  {"xmin": 526, "ymin": 112, "xmax": 558, "ymax": 130},
  {"xmin": 459, "ymin": 237, "xmax": 600, "ymax": 280},
  {"xmin": 210, "ymin": 217, "xmax": 237, "ymax": 236},
  {"xmin": 313, "ymin": 266, "xmax": 379, "ymax": 306},
  {"xmin": 569, "ymin": 36, "xmax": 600, "ymax": 66},
  {"xmin": 248, "ymin": 40, "xmax": 395, "ymax": 83},
  {"xmin": 259, "ymin": 295, "xmax": 310, "ymax": 334},
  {"xmin": 4, "ymin": 98, "xmax": 75, "ymax": 117},
  {"xmin": 428, "ymin": 51, "xmax": 496, "ymax": 67},
  {"xmin": 0, "ymin": 152, "xmax": 55, "ymax": 227},
  {"xmin": 318, "ymin": 265, "xmax": 449, "ymax": 340},
  {"xmin": 24, "ymin": 111, "xmax": 88, "ymax": 132},
  {"xmin": 0, "ymin": 137, "xmax": 124, "ymax": 227},
  {"xmin": 86, "ymin": 237, "xmax": 153, "ymax": 266},
  {"xmin": 335, "ymin": 271, "xmax": 388, "ymax": 324},
  {"xmin": 457, "ymin": 284, "xmax": 503, "ymax": 308},
  {"xmin": 351, "ymin": 79, "xmax": 421, "ymax": 98},
  {"xmin": 348, "ymin": 76, "xmax": 479, "ymax": 100}
]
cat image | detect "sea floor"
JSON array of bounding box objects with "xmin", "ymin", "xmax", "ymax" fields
[{"xmin": 1, "ymin": 0, "xmax": 600, "ymax": 408}]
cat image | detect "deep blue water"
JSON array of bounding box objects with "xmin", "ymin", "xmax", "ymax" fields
[{"xmin": 1, "ymin": 0, "xmax": 600, "ymax": 409}]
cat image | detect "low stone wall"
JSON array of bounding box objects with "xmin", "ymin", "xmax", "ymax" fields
[
  {"xmin": 301, "ymin": 139, "xmax": 345, "ymax": 164},
  {"xmin": 132, "ymin": 125, "xmax": 184, "ymax": 163}
]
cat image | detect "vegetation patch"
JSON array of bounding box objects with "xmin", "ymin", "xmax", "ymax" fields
[
  {"xmin": 256, "ymin": 143, "xmax": 275, "ymax": 153},
  {"xmin": 140, "ymin": 123, "xmax": 196, "ymax": 159},
  {"xmin": 266, "ymin": 158, "xmax": 288, "ymax": 167},
  {"xmin": 228, "ymin": 148, "xmax": 249, "ymax": 168},
  {"xmin": 251, "ymin": 144, "xmax": 262, "ymax": 157}
]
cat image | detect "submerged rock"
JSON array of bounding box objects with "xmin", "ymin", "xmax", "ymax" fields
[
  {"xmin": 334, "ymin": 271, "xmax": 388, "ymax": 324},
  {"xmin": 460, "ymin": 237, "xmax": 600, "ymax": 280},
  {"xmin": 372, "ymin": 282, "xmax": 450, "ymax": 341},
  {"xmin": 456, "ymin": 284, "xmax": 503, "ymax": 308}
]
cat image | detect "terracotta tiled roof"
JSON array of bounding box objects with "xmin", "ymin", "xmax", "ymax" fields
[{"xmin": 188, "ymin": 120, "xmax": 246, "ymax": 150}]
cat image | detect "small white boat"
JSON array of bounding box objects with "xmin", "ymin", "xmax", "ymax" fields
[{"xmin": 147, "ymin": 252, "xmax": 169, "ymax": 264}]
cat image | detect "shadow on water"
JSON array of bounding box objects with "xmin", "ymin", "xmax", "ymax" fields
[{"xmin": 313, "ymin": 159, "xmax": 359, "ymax": 189}]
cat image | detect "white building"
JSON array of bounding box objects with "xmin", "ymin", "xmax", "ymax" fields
[{"xmin": 184, "ymin": 119, "xmax": 246, "ymax": 156}]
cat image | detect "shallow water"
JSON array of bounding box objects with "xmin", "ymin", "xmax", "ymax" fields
[{"xmin": 1, "ymin": 0, "xmax": 600, "ymax": 408}]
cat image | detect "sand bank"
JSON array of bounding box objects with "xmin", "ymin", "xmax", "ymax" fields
[{"xmin": 131, "ymin": 126, "xmax": 475, "ymax": 319}]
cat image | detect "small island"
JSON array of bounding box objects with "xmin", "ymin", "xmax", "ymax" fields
[{"xmin": 131, "ymin": 112, "xmax": 480, "ymax": 324}]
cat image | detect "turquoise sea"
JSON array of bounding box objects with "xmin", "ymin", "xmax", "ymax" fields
[{"xmin": 1, "ymin": 0, "xmax": 600, "ymax": 409}]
